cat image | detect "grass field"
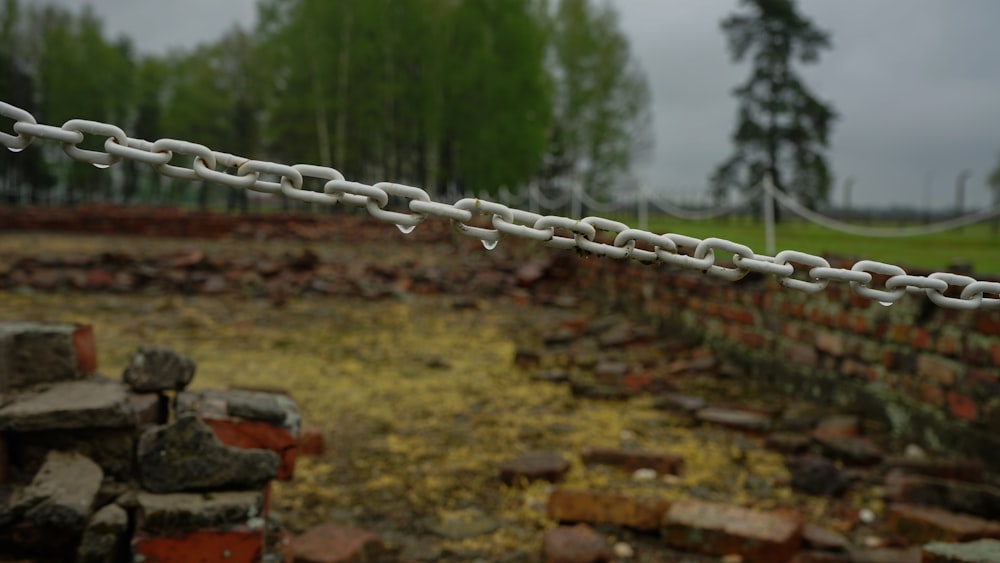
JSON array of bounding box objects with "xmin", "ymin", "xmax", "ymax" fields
[{"xmin": 606, "ymin": 216, "xmax": 1000, "ymax": 274}]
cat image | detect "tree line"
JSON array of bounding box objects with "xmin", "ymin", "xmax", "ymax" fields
[{"xmin": 0, "ymin": 0, "xmax": 651, "ymax": 210}]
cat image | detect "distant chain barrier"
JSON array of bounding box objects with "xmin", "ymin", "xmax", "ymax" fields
[{"xmin": 2, "ymin": 100, "xmax": 999, "ymax": 310}]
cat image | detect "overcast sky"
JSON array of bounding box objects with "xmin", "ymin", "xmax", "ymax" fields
[{"xmin": 49, "ymin": 0, "xmax": 1000, "ymax": 208}]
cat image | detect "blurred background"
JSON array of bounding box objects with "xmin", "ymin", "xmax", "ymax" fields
[{"xmin": 2, "ymin": 0, "xmax": 1000, "ymax": 255}]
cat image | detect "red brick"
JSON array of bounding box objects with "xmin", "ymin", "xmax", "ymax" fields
[
  {"xmin": 884, "ymin": 457, "xmax": 986, "ymax": 482},
  {"xmin": 887, "ymin": 503, "xmax": 1000, "ymax": 544},
  {"xmin": 733, "ymin": 327, "xmax": 767, "ymax": 348},
  {"xmin": 815, "ymin": 331, "xmax": 846, "ymax": 356},
  {"xmin": 784, "ymin": 343, "xmax": 819, "ymax": 369},
  {"xmin": 947, "ymin": 391, "xmax": 978, "ymax": 422},
  {"xmin": 579, "ymin": 447, "xmax": 683, "ymax": 476},
  {"xmin": 917, "ymin": 354, "xmax": 963, "ymax": 385},
  {"xmin": 298, "ymin": 424, "xmax": 325, "ymax": 456},
  {"xmin": 936, "ymin": 334, "xmax": 963, "ymax": 357},
  {"xmin": 889, "ymin": 324, "xmax": 912, "ymax": 343},
  {"xmin": 813, "ymin": 415, "xmax": 858, "ymax": 439},
  {"xmin": 203, "ymin": 418, "xmax": 298, "ymax": 481},
  {"xmin": 991, "ymin": 344, "xmax": 1000, "ymax": 369},
  {"xmin": 976, "ymin": 312, "xmax": 1000, "ymax": 336},
  {"xmin": 72, "ymin": 324, "xmax": 97, "ymax": 374},
  {"xmin": 661, "ymin": 500, "xmax": 802, "ymax": 563},
  {"xmin": 286, "ymin": 523, "xmax": 382, "ymax": 563},
  {"xmin": 132, "ymin": 526, "xmax": 263, "ymax": 563},
  {"xmin": 912, "ymin": 328, "xmax": 932, "ymax": 350},
  {"xmin": 917, "ymin": 383, "xmax": 945, "ymax": 408},
  {"xmin": 547, "ymin": 489, "xmax": 670, "ymax": 531},
  {"xmin": 722, "ymin": 308, "xmax": 755, "ymax": 326},
  {"xmin": 542, "ymin": 524, "xmax": 610, "ymax": 563}
]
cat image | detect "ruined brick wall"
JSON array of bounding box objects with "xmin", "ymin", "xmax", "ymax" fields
[{"xmin": 560, "ymin": 255, "xmax": 1000, "ymax": 464}]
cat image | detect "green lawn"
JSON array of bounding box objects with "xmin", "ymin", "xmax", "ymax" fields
[{"xmin": 610, "ymin": 216, "xmax": 1000, "ymax": 274}]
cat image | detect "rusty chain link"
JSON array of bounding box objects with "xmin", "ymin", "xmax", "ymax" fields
[{"xmin": 1, "ymin": 100, "xmax": 998, "ymax": 310}]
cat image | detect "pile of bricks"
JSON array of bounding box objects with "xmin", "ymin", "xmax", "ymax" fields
[{"xmin": 0, "ymin": 321, "xmax": 306, "ymax": 562}]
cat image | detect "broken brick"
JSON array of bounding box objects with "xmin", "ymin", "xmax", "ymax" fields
[
  {"xmin": 131, "ymin": 527, "xmax": 263, "ymax": 563},
  {"xmin": 0, "ymin": 322, "xmax": 96, "ymax": 392},
  {"xmin": 886, "ymin": 503, "xmax": 1000, "ymax": 544},
  {"xmin": 661, "ymin": 500, "xmax": 802, "ymax": 563},
  {"xmin": 579, "ymin": 447, "xmax": 683, "ymax": 476},
  {"xmin": 541, "ymin": 524, "xmax": 610, "ymax": 563},
  {"xmin": 547, "ymin": 489, "xmax": 670, "ymax": 531},
  {"xmin": 285, "ymin": 522, "xmax": 382, "ymax": 563}
]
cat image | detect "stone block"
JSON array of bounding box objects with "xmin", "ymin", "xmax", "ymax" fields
[
  {"xmin": 137, "ymin": 416, "xmax": 279, "ymax": 493},
  {"xmin": 7, "ymin": 427, "xmax": 136, "ymax": 481},
  {"xmin": 122, "ymin": 346, "xmax": 195, "ymax": 392},
  {"xmin": 579, "ymin": 446, "xmax": 683, "ymax": 475},
  {"xmin": 0, "ymin": 378, "xmax": 135, "ymax": 431},
  {"xmin": 813, "ymin": 434, "xmax": 883, "ymax": 465},
  {"xmin": 547, "ymin": 488, "xmax": 670, "ymax": 531},
  {"xmin": 886, "ymin": 503, "xmax": 1000, "ymax": 544},
  {"xmin": 17, "ymin": 450, "xmax": 103, "ymax": 530},
  {"xmin": 0, "ymin": 322, "xmax": 96, "ymax": 392},
  {"xmin": 285, "ymin": 522, "xmax": 383, "ymax": 563},
  {"xmin": 661, "ymin": 500, "xmax": 802, "ymax": 563},
  {"xmin": 77, "ymin": 503, "xmax": 128, "ymax": 563},
  {"xmin": 177, "ymin": 389, "xmax": 300, "ymax": 480},
  {"xmin": 135, "ymin": 490, "xmax": 264, "ymax": 535}
]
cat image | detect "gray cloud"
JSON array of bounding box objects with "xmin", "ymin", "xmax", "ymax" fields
[{"xmin": 46, "ymin": 0, "xmax": 1000, "ymax": 208}]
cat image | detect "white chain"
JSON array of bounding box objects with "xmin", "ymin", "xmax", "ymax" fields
[{"xmin": 2, "ymin": 100, "xmax": 999, "ymax": 310}]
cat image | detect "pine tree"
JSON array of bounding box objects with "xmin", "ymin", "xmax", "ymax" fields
[{"xmin": 711, "ymin": 0, "xmax": 836, "ymax": 214}]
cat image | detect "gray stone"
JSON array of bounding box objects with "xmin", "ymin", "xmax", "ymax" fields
[
  {"xmin": 788, "ymin": 455, "xmax": 848, "ymax": 497},
  {"xmin": 177, "ymin": 388, "xmax": 300, "ymax": 430},
  {"xmin": 498, "ymin": 451, "xmax": 570, "ymax": 486},
  {"xmin": 77, "ymin": 503, "xmax": 128, "ymax": 563},
  {"xmin": 0, "ymin": 378, "xmax": 134, "ymax": 431},
  {"xmin": 0, "ymin": 322, "xmax": 92, "ymax": 392},
  {"xmin": 135, "ymin": 490, "xmax": 264, "ymax": 534},
  {"xmin": 696, "ymin": 406, "xmax": 771, "ymax": 433},
  {"xmin": 137, "ymin": 415, "xmax": 279, "ymax": 493},
  {"xmin": 18, "ymin": 450, "xmax": 103, "ymax": 530},
  {"xmin": 923, "ymin": 539, "xmax": 1000, "ymax": 562},
  {"xmin": 813, "ymin": 434, "xmax": 884, "ymax": 465},
  {"xmin": 9, "ymin": 428, "xmax": 137, "ymax": 481},
  {"xmin": 122, "ymin": 345, "xmax": 195, "ymax": 392}
]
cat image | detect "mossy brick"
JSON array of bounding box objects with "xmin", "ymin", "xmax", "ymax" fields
[{"xmin": 0, "ymin": 322, "xmax": 96, "ymax": 392}]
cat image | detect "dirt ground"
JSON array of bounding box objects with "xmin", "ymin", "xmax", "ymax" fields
[{"xmin": 0, "ymin": 231, "xmax": 891, "ymax": 562}]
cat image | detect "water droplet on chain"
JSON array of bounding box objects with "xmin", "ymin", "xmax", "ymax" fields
[
  {"xmin": 877, "ymin": 300, "xmax": 893, "ymax": 307},
  {"xmin": 481, "ymin": 239, "xmax": 498, "ymax": 250},
  {"xmin": 92, "ymin": 162, "xmax": 111, "ymax": 169},
  {"xmin": 7, "ymin": 146, "xmax": 24, "ymax": 153},
  {"xmin": 395, "ymin": 224, "xmax": 415, "ymax": 234}
]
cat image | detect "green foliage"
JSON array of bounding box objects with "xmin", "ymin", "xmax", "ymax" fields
[
  {"xmin": 1, "ymin": 0, "xmax": 650, "ymax": 204},
  {"xmin": 547, "ymin": 0, "xmax": 652, "ymax": 195},
  {"xmin": 712, "ymin": 0, "xmax": 836, "ymax": 210}
]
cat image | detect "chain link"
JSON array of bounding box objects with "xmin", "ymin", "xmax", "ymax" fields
[{"xmin": 1, "ymin": 100, "xmax": 998, "ymax": 310}]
